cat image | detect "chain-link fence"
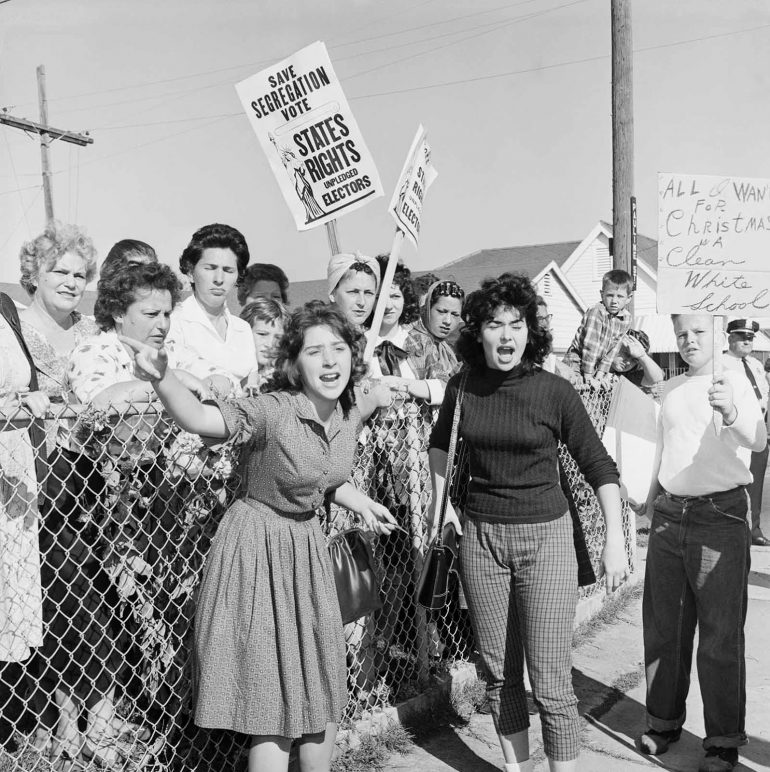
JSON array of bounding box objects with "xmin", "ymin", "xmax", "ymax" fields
[{"xmin": 0, "ymin": 377, "xmax": 633, "ymax": 771}]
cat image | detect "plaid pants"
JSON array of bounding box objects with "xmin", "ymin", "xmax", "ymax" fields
[{"xmin": 460, "ymin": 513, "xmax": 580, "ymax": 761}]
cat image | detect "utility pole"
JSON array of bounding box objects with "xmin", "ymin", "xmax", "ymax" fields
[
  {"xmin": 37, "ymin": 65, "xmax": 55, "ymax": 221},
  {"xmin": 611, "ymin": 0, "xmax": 634, "ymax": 281},
  {"xmin": 0, "ymin": 64, "xmax": 93, "ymax": 222}
]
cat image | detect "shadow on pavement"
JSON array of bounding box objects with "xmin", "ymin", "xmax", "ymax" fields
[
  {"xmin": 573, "ymin": 668, "xmax": 770, "ymax": 771},
  {"xmin": 402, "ymin": 725, "xmax": 501, "ymax": 772},
  {"xmin": 748, "ymin": 570, "xmax": 770, "ymax": 589}
]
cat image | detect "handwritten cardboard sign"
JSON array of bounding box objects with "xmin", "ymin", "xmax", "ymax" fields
[
  {"xmin": 388, "ymin": 125, "xmax": 437, "ymax": 248},
  {"xmin": 657, "ymin": 172, "xmax": 770, "ymax": 314},
  {"xmin": 236, "ymin": 41, "xmax": 383, "ymax": 231}
]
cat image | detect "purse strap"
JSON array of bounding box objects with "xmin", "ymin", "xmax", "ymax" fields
[{"xmin": 434, "ymin": 370, "xmax": 468, "ymax": 545}]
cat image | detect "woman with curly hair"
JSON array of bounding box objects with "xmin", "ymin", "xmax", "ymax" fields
[
  {"xmin": 69, "ymin": 262, "xmax": 233, "ymax": 408},
  {"xmin": 41, "ymin": 263, "xmax": 234, "ymax": 767},
  {"xmin": 167, "ymin": 223, "xmax": 257, "ymax": 385},
  {"xmin": 428, "ymin": 273, "xmax": 628, "ymax": 772},
  {"xmin": 18, "ymin": 221, "xmax": 100, "ymax": 404},
  {"xmin": 121, "ymin": 301, "xmax": 397, "ymax": 772}
]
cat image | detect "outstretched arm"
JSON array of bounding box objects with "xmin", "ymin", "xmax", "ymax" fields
[{"xmin": 121, "ymin": 336, "xmax": 228, "ymax": 438}]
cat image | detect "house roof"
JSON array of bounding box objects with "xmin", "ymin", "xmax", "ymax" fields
[{"xmin": 433, "ymin": 241, "xmax": 582, "ymax": 291}]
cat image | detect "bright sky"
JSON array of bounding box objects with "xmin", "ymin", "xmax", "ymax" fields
[{"xmin": 1, "ymin": 0, "xmax": 769, "ymax": 287}]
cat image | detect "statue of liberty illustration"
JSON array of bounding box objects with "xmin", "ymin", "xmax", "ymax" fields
[{"xmin": 269, "ymin": 133, "xmax": 325, "ymax": 224}]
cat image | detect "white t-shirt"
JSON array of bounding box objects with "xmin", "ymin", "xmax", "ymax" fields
[
  {"xmin": 167, "ymin": 295, "xmax": 257, "ymax": 382},
  {"xmin": 657, "ymin": 370, "xmax": 767, "ymax": 496}
]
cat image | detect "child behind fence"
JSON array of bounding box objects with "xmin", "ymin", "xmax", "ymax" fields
[{"xmin": 562, "ymin": 268, "xmax": 633, "ymax": 385}]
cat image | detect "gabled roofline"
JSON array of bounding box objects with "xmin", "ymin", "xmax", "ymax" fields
[
  {"xmin": 559, "ymin": 221, "xmax": 612, "ymax": 276},
  {"xmin": 532, "ymin": 260, "xmax": 589, "ymax": 312}
]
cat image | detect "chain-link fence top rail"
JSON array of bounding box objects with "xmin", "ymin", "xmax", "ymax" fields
[{"xmin": 0, "ymin": 378, "xmax": 633, "ymax": 772}]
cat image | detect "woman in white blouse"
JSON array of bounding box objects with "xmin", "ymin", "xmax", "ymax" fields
[{"xmin": 167, "ymin": 223, "xmax": 258, "ymax": 387}]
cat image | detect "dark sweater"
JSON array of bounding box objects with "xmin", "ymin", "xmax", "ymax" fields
[{"xmin": 430, "ymin": 364, "xmax": 619, "ymax": 524}]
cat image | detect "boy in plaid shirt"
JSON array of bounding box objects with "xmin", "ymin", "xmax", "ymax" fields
[{"xmin": 563, "ymin": 269, "xmax": 633, "ymax": 384}]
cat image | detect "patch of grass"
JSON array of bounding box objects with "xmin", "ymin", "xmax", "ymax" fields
[
  {"xmin": 572, "ymin": 580, "xmax": 643, "ymax": 650},
  {"xmin": 331, "ymin": 723, "xmax": 413, "ymax": 772},
  {"xmin": 636, "ymin": 526, "xmax": 650, "ymax": 549},
  {"xmin": 450, "ymin": 677, "xmax": 487, "ymax": 723}
]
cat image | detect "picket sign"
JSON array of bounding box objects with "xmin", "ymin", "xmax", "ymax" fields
[
  {"xmin": 364, "ymin": 126, "xmax": 437, "ymax": 362},
  {"xmin": 657, "ymin": 172, "xmax": 770, "ymax": 430},
  {"xmin": 235, "ymin": 41, "xmax": 383, "ymax": 233}
]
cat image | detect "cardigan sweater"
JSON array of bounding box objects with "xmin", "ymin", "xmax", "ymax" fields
[{"xmin": 430, "ymin": 364, "xmax": 619, "ymax": 524}]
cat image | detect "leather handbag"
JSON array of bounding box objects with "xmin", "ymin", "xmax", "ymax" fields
[
  {"xmin": 328, "ymin": 528, "xmax": 382, "ymax": 624},
  {"xmin": 417, "ymin": 371, "xmax": 467, "ymax": 610}
]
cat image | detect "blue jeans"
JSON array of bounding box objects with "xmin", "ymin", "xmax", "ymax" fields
[{"xmin": 643, "ymin": 487, "xmax": 750, "ymax": 749}]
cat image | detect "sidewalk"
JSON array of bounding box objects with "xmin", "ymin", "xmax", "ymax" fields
[{"xmin": 382, "ymin": 539, "xmax": 770, "ymax": 772}]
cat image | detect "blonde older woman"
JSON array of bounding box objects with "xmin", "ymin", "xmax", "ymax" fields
[{"xmin": 19, "ymin": 221, "xmax": 99, "ymax": 402}]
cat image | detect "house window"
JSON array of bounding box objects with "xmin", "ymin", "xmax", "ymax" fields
[
  {"xmin": 541, "ymin": 274, "xmax": 552, "ymax": 296},
  {"xmin": 593, "ymin": 244, "xmax": 611, "ymax": 280}
]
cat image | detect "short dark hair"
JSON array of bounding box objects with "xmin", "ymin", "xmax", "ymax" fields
[
  {"xmin": 100, "ymin": 239, "xmax": 158, "ymax": 284},
  {"xmin": 265, "ymin": 301, "xmax": 366, "ymax": 417},
  {"xmin": 94, "ymin": 262, "xmax": 182, "ymax": 332},
  {"xmin": 602, "ymin": 269, "xmax": 633, "ymax": 293},
  {"xmin": 457, "ymin": 272, "xmax": 549, "ymax": 372},
  {"xmin": 237, "ymin": 262, "xmax": 290, "ymax": 305},
  {"xmin": 179, "ymin": 223, "xmax": 250, "ymax": 286},
  {"xmin": 374, "ymin": 254, "xmax": 420, "ymax": 326},
  {"xmin": 240, "ymin": 296, "xmax": 289, "ymax": 328}
]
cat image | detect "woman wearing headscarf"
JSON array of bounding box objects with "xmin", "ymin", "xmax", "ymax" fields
[
  {"xmin": 408, "ymin": 279, "xmax": 465, "ymax": 379},
  {"xmin": 327, "ymin": 252, "xmax": 380, "ymax": 329}
]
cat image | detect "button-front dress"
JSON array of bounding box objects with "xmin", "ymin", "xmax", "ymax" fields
[{"xmin": 193, "ymin": 390, "xmax": 359, "ymax": 737}]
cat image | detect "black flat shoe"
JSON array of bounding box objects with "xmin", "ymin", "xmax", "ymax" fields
[{"xmin": 752, "ymin": 533, "xmax": 770, "ymax": 547}]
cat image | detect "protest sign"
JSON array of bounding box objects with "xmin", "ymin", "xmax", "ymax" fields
[
  {"xmin": 657, "ymin": 172, "xmax": 770, "ymax": 315},
  {"xmin": 388, "ymin": 124, "xmax": 437, "ymax": 248},
  {"xmin": 235, "ymin": 41, "xmax": 383, "ymax": 231},
  {"xmin": 364, "ymin": 126, "xmax": 438, "ymax": 362}
]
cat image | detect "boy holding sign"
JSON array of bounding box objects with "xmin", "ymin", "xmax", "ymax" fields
[{"xmin": 639, "ymin": 314, "xmax": 766, "ymax": 772}]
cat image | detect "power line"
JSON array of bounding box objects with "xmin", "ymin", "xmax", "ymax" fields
[
  {"xmin": 2, "ymin": 125, "xmax": 32, "ymax": 234},
  {"xmin": 81, "ymin": 0, "xmax": 590, "ymax": 130},
  {"xmin": 345, "ymin": 0, "xmax": 593, "ymax": 82},
  {"xmin": 4, "ymin": 0, "xmax": 554, "ymax": 114},
  {"xmin": 2, "ymin": 17, "xmax": 768, "ymax": 185},
  {"xmin": 350, "ymin": 20, "xmax": 770, "ymax": 98},
  {"xmin": 44, "ymin": 0, "xmax": 562, "ymax": 120},
  {"xmin": 0, "ymin": 188, "xmax": 42, "ymax": 254}
]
